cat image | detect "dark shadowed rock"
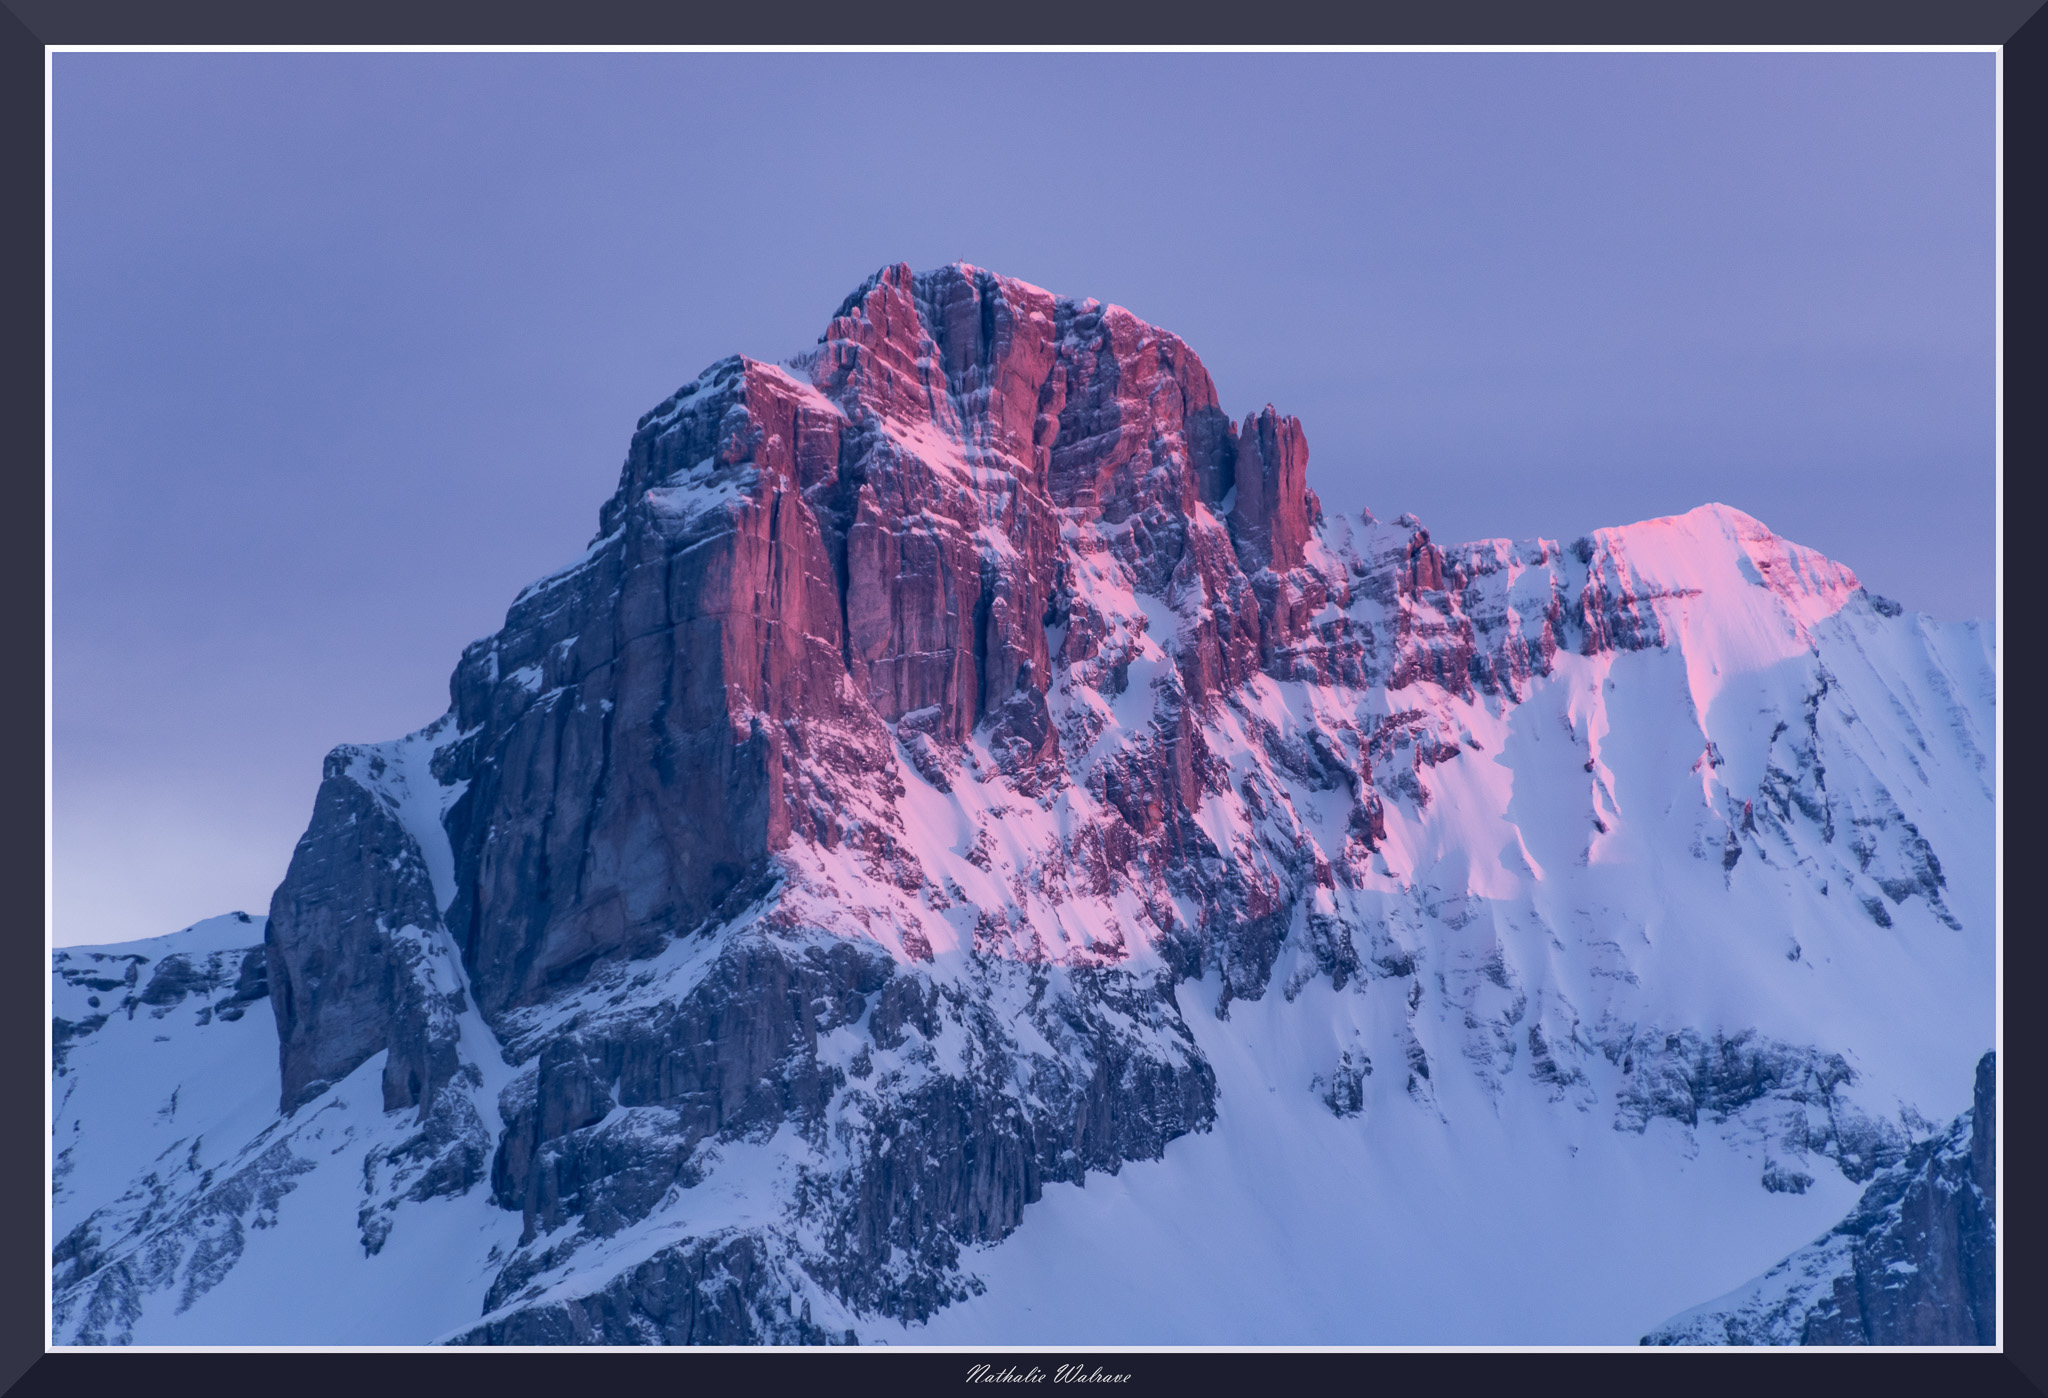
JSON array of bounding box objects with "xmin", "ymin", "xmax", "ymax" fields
[
  {"xmin": 453, "ymin": 1231, "xmax": 845, "ymax": 1345},
  {"xmin": 1644, "ymin": 1052, "xmax": 1996, "ymax": 1345},
  {"xmin": 266, "ymin": 744, "xmax": 467, "ymax": 1114}
]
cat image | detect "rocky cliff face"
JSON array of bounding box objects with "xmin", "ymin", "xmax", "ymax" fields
[
  {"xmin": 1646, "ymin": 1052, "xmax": 1996, "ymax": 1345},
  {"xmin": 54, "ymin": 264, "xmax": 1996, "ymax": 1345},
  {"xmin": 414, "ymin": 263, "xmax": 1345, "ymax": 1028}
]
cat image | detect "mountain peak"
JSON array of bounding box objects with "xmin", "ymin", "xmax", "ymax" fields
[{"xmin": 52, "ymin": 267, "xmax": 1993, "ymax": 1348}]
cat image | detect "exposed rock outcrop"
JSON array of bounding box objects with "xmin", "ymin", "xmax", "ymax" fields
[
  {"xmin": 1645, "ymin": 1052, "xmax": 1996, "ymax": 1345},
  {"xmin": 267, "ymin": 741, "xmax": 468, "ymax": 1114}
]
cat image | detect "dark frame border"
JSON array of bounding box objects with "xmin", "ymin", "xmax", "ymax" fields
[
  {"xmin": 2, "ymin": 0, "xmax": 2047, "ymax": 45},
  {"xmin": 9, "ymin": 2, "xmax": 2038, "ymax": 1395}
]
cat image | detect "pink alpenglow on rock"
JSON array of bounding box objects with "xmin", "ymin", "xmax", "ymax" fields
[{"xmin": 1228, "ymin": 404, "xmax": 1318, "ymax": 574}]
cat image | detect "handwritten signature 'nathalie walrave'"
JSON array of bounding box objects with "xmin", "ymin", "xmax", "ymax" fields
[{"xmin": 966, "ymin": 1363, "xmax": 1132, "ymax": 1385}]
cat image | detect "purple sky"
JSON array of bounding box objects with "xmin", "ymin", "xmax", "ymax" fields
[{"xmin": 52, "ymin": 51, "xmax": 1996, "ymax": 947}]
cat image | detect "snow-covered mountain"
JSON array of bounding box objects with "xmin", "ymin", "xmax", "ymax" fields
[{"xmin": 51, "ymin": 263, "xmax": 1996, "ymax": 1345}]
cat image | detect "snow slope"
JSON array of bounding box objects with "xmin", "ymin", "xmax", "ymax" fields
[
  {"xmin": 52, "ymin": 780, "xmax": 527, "ymax": 1345},
  {"xmin": 881, "ymin": 975, "xmax": 1865, "ymax": 1346}
]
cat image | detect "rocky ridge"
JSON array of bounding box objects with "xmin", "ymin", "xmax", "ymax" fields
[{"xmin": 1646, "ymin": 1052, "xmax": 1995, "ymax": 1345}]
